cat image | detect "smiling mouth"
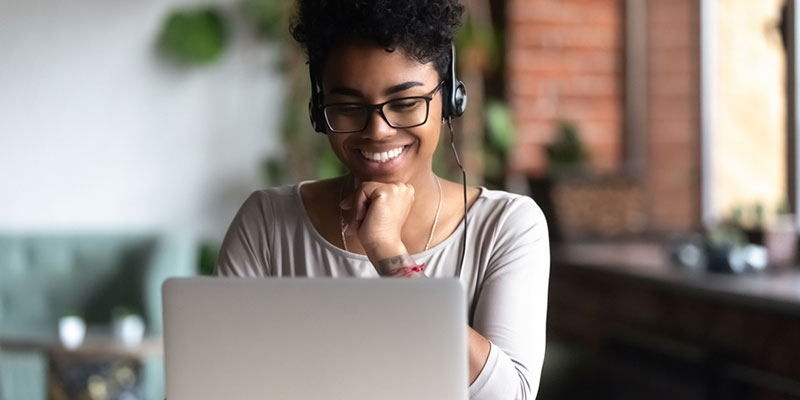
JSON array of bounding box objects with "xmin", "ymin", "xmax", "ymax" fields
[{"xmin": 359, "ymin": 145, "xmax": 409, "ymax": 163}]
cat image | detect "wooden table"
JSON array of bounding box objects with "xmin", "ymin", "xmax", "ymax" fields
[
  {"xmin": 554, "ymin": 242, "xmax": 800, "ymax": 316},
  {"xmin": 548, "ymin": 242, "xmax": 800, "ymax": 399},
  {"xmin": 0, "ymin": 330, "xmax": 162, "ymax": 400},
  {"xmin": 0, "ymin": 331, "xmax": 162, "ymax": 360}
]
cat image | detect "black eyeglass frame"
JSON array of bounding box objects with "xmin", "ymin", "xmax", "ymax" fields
[{"xmin": 321, "ymin": 81, "xmax": 446, "ymax": 134}]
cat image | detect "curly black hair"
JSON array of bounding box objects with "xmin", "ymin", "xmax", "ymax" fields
[{"xmin": 290, "ymin": 0, "xmax": 464, "ymax": 81}]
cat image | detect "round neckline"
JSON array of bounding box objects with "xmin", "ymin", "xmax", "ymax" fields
[{"xmin": 295, "ymin": 179, "xmax": 487, "ymax": 261}]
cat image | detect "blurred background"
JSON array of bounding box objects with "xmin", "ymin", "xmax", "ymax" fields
[{"xmin": 1, "ymin": 0, "xmax": 799, "ymax": 399}]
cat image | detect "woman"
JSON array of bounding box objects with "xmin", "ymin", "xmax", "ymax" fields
[{"xmin": 215, "ymin": 0, "xmax": 549, "ymax": 398}]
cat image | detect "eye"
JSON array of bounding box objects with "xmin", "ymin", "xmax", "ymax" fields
[
  {"xmin": 388, "ymin": 98, "xmax": 424, "ymax": 112},
  {"xmin": 330, "ymin": 104, "xmax": 366, "ymax": 116}
]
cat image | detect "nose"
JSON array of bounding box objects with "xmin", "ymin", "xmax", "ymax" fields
[{"xmin": 362, "ymin": 108, "xmax": 396, "ymax": 140}]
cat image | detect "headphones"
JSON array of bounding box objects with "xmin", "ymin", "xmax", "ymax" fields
[
  {"xmin": 446, "ymin": 44, "xmax": 468, "ymax": 119},
  {"xmin": 308, "ymin": 44, "xmax": 467, "ymax": 134}
]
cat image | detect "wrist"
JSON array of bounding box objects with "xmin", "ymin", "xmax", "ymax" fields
[
  {"xmin": 386, "ymin": 263, "xmax": 427, "ymax": 278},
  {"xmin": 365, "ymin": 241, "xmax": 408, "ymax": 263},
  {"xmin": 365, "ymin": 244, "xmax": 423, "ymax": 277}
]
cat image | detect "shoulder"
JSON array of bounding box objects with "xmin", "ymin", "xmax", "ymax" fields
[
  {"xmin": 223, "ymin": 183, "xmax": 307, "ymax": 238},
  {"xmin": 476, "ymin": 189, "xmax": 550, "ymax": 276},
  {"xmin": 474, "ymin": 188, "xmax": 547, "ymax": 229},
  {"xmin": 250, "ymin": 182, "xmax": 301, "ymax": 203},
  {"xmin": 470, "ymin": 188, "xmax": 549, "ymax": 258},
  {"xmin": 238, "ymin": 182, "xmax": 305, "ymax": 217}
]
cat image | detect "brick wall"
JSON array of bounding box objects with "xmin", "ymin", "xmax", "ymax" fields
[
  {"xmin": 507, "ymin": 0, "xmax": 624, "ymax": 175},
  {"xmin": 506, "ymin": 0, "xmax": 702, "ymax": 232}
]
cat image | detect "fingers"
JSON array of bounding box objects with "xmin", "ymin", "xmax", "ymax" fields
[
  {"xmin": 337, "ymin": 180, "xmax": 415, "ymax": 236},
  {"xmin": 339, "ymin": 182, "xmax": 373, "ymax": 235},
  {"xmin": 348, "ymin": 189, "xmax": 369, "ymax": 234},
  {"xmin": 354, "ymin": 189, "xmax": 370, "ymax": 222}
]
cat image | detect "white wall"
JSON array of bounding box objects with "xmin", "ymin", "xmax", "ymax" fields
[{"xmin": 0, "ymin": 0, "xmax": 283, "ymax": 239}]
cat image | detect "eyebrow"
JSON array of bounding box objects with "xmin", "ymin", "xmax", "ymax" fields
[{"xmin": 328, "ymin": 81, "xmax": 425, "ymax": 98}]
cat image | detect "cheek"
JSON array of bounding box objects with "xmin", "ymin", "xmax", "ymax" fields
[
  {"xmin": 328, "ymin": 136, "xmax": 349, "ymax": 161},
  {"xmin": 412, "ymin": 125, "xmax": 440, "ymax": 155},
  {"xmin": 416, "ymin": 98, "xmax": 443, "ymax": 150}
]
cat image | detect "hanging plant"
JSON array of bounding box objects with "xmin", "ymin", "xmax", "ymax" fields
[{"xmin": 158, "ymin": 6, "xmax": 228, "ymax": 65}]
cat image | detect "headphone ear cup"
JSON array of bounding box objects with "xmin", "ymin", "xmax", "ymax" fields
[
  {"xmin": 308, "ymin": 100, "xmax": 317, "ymax": 131},
  {"xmin": 308, "ymin": 68, "xmax": 327, "ymax": 134},
  {"xmin": 309, "ymin": 100, "xmax": 327, "ymax": 134},
  {"xmin": 452, "ymin": 81, "xmax": 467, "ymax": 117},
  {"xmin": 445, "ymin": 45, "xmax": 467, "ymax": 119}
]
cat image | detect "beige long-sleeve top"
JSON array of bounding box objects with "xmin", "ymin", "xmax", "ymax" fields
[{"xmin": 215, "ymin": 181, "xmax": 550, "ymax": 400}]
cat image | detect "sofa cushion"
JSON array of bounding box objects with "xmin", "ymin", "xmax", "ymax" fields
[{"xmin": 0, "ymin": 234, "xmax": 161, "ymax": 333}]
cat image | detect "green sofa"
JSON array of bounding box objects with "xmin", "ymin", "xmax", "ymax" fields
[{"xmin": 0, "ymin": 233, "xmax": 196, "ymax": 400}]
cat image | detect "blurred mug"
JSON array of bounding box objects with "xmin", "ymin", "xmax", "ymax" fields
[
  {"xmin": 58, "ymin": 315, "xmax": 86, "ymax": 349},
  {"xmin": 113, "ymin": 314, "xmax": 145, "ymax": 347}
]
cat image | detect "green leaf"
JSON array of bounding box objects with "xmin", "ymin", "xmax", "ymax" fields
[
  {"xmin": 262, "ymin": 156, "xmax": 286, "ymax": 186},
  {"xmin": 158, "ymin": 7, "xmax": 228, "ymax": 65},
  {"xmin": 316, "ymin": 146, "xmax": 345, "ymax": 179},
  {"xmin": 485, "ymin": 100, "xmax": 514, "ymax": 152},
  {"xmin": 197, "ymin": 241, "xmax": 220, "ymax": 276},
  {"xmin": 546, "ymin": 121, "xmax": 589, "ymax": 174}
]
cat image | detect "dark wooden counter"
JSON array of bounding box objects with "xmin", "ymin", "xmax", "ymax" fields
[{"xmin": 548, "ymin": 242, "xmax": 800, "ymax": 398}]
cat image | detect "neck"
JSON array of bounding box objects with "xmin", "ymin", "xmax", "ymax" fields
[{"xmin": 407, "ymin": 172, "xmax": 442, "ymax": 219}]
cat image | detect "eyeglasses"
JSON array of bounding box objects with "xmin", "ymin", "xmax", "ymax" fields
[{"xmin": 322, "ymin": 81, "xmax": 445, "ymax": 133}]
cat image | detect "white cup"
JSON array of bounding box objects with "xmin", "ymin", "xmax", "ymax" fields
[
  {"xmin": 112, "ymin": 314, "xmax": 145, "ymax": 347},
  {"xmin": 58, "ymin": 315, "xmax": 86, "ymax": 349}
]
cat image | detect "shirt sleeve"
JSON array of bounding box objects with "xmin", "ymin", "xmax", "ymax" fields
[
  {"xmin": 215, "ymin": 191, "xmax": 272, "ymax": 277},
  {"xmin": 468, "ymin": 196, "xmax": 550, "ymax": 400}
]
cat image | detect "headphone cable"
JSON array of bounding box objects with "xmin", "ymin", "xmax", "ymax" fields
[{"xmin": 446, "ymin": 118, "xmax": 468, "ymax": 281}]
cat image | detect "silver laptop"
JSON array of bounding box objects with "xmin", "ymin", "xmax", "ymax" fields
[{"xmin": 162, "ymin": 277, "xmax": 468, "ymax": 400}]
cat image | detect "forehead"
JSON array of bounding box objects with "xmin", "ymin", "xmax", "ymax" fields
[{"xmin": 321, "ymin": 42, "xmax": 439, "ymax": 92}]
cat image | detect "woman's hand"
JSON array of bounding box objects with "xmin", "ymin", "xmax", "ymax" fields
[
  {"xmin": 339, "ymin": 180, "xmax": 421, "ymax": 275},
  {"xmin": 339, "ymin": 180, "xmax": 414, "ymax": 254}
]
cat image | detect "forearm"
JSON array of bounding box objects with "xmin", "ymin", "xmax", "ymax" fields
[
  {"xmin": 367, "ymin": 243, "xmax": 489, "ymax": 385},
  {"xmin": 468, "ymin": 326, "xmax": 491, "ymax": 385}
]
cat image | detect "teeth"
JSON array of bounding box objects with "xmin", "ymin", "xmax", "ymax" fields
[{"xmin": 360, "ymin": 146, "xmax": 404, "ymax": 163}]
